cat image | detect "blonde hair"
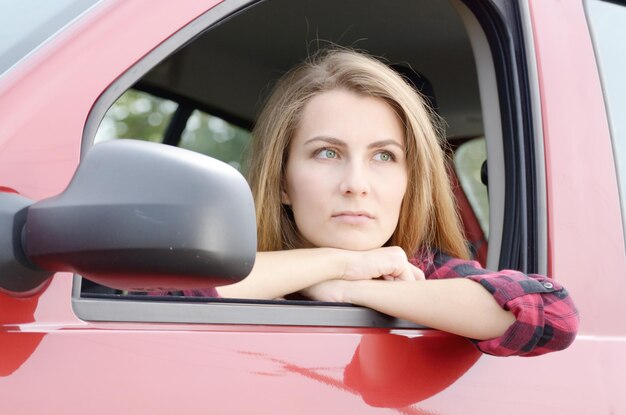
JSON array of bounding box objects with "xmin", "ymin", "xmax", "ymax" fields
[{"xmin": 248, "ymin": 48, "xmax": 469, "ymax": 259}]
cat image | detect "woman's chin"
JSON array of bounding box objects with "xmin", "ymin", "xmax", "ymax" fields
[{"xmin": 317, "ymin": 238, "xmax": 386, "ymax": 251}]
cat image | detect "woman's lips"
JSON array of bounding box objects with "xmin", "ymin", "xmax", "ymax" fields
[{"xmin": 331, "ymin": 211, "xmax": 374, "ymax": 225}]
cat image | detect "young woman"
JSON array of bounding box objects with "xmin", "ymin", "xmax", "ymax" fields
[{"xmin": 214, "ymin": 48, "xmax": 579, "ymax": 357}]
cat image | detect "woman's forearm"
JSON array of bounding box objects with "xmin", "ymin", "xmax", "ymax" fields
[
  {"xmin": 217, "ymin": 246, "xmax": 422, "ymax": 300},
  {"xmin": 343, "ymin": 279, "xmax": 516, "ymax": 340},
  {"xmin": 217, "ymin": 248, "xmax": 346, "ymax": 299}
]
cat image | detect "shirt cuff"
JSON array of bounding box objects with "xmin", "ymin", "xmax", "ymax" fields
[{"xmin": 467, "ymin": 271, "xmax": 576, "ymax": 356}]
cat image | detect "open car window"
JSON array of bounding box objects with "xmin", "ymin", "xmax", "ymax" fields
[
  {"xmin": 96, "ymin": 89, "xmax": 250, "ymax": 172},
  {"xmin": 76, "ymin": 0, "xmax": 539, "ymax": 327}
]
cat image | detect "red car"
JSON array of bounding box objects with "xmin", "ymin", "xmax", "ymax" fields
[{"xmin": 1, "ymin": 0, "xmax": 625, "ymax": 413}]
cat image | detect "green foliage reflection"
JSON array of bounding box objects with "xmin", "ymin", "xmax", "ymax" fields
[{"xmin": 96, "ymin": 90, "xmax": 250, "ymax": 172}]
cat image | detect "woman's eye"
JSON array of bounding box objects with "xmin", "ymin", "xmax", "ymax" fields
[
  {"xmin": 373, "ymin": 151, "xmax": 394, "ymax": 162},
  {"xmin": 318, "ymin": 149, "xmax": 337, "ymax": 159}
]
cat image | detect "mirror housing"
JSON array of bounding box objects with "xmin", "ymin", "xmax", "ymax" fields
[{"xmin": 0, "ymin": 139, "xmax": 256, "ymax": 294}]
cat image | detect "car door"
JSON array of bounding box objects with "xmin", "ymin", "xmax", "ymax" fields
[{"xmin": 3, "ymin": 0, "xmax": 623, "ymax": 413}]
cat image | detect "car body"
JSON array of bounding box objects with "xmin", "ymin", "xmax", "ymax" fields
[{"xmin": 1, "ymin": 0, "xmax": 625, "ymax": 413}]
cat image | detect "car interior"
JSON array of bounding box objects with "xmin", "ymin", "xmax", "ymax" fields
[{"xmin": 76, "ymin": 0, "xmax": 510, "ymax": 325}]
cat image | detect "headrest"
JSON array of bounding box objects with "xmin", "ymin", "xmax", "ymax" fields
[{"xmin": 391, "ymin": 64, "xmax": 438, "ymax": 113}]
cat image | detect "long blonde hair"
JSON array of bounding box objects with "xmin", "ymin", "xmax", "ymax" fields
[{"xmin": 248, "ymin": 48, "xmax": 469, "ymax": 259}]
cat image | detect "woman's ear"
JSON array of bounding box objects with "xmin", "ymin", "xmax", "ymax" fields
[
  {"xmin": 280, "ymin": 174, "xmax": 292, "ymax": 205},
  {"xmin": 280, "ymin": 189, "xmax": 291, "ymax": 205}
]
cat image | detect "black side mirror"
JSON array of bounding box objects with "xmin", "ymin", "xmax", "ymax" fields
[{"xmin": 0, "ymin": 139, "xmax": 256, "ymax": 294}]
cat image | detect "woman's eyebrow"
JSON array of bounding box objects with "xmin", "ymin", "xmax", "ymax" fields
[
  {"xmin": 367, "ymin": 139, "xmax": 405, "ymax": 150},
  {"xmin": 303, "ymin": 136, "xmax": 346, "ymax": 147},
  {"xmin": 303, "ymin": 137, "xmax": 404, "ymax": 150}
]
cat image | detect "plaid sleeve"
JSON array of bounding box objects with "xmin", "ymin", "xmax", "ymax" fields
[{"xmin": 413, "ymin": 250, "xmax": 579, "ymax": 357}]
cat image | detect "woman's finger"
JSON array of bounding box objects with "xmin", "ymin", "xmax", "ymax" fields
[
  {"xmin": 395, "ymin": 266, "xmax": 416, "ymax": 281},
  {"xmin": 411, "ymin": 264, "xmax": 426, "ymax": 281}
]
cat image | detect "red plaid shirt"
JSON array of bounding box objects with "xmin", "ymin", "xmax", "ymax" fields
[
  {"xmin": 168, "ymin": 249, "xmax": 579, "ymax": 357},
  {"xmin": 411, "ymin": 249, "xmax": 579, "ymax": 357}
]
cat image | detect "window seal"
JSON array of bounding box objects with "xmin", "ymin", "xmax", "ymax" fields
[
  {"xmin": 73, "ymin": 276, "xmax": 426, "ymax": 328},
  {"xmin": 461, "ymin": 0, "xmax": 538, "ymax": 273}
]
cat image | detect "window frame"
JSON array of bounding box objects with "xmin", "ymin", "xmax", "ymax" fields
[
  {"xmin": 76, "ymin": 0, "xmax": 541, "ymax": 327},
  {"xmin": 459, "ymin": 0, "xmax": 540, "ymax": 273}
]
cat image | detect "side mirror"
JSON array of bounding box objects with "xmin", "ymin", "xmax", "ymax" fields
[{"xmin": 0, "ymin": 139, "xmax": 256, "ymax": 294}]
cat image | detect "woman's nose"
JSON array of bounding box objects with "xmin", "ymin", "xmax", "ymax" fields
[{"xmin": 339, "ymin": 161, "xmax": 370, "ymax": 196}]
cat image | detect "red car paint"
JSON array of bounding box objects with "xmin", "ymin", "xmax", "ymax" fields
[{"xmin": 1, "ymin": 0, "xmax": 625, "ymax": 413}]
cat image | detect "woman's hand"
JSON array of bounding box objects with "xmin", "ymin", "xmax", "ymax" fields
[
  {"xmin": 341, "ymin": 246, "xmax": 425, "ymax": 282},
  {"xmin": 303, "ymin": 246, "xmax": 424, "ymax": 302}
]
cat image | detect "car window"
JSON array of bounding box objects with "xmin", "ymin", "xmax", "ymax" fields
[
  {"xmin": 96, "ymin": 90, "xmax": 177, "ymax": 143},
  {"xmin": 0, "ymin": 0, "xmax": 101, "ymax": 75},
  {"xmin": 179, "ymin": 111, "xmax": 250, "ymax": 172},
  {"xmin": 78, "ymin": 0, "xmax": 534, "ymax": 326},
  {"xmin": 97, "ymin": 89, "xmax": 250, "ymax": 172},
  {"xmin": 585, "ymin": 0, "xmax": 626, "ymax": 244}
]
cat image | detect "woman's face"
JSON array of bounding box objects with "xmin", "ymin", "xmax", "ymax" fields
[{"xmin": 282, "ymin": 89, "xmax": 408, "ymax": 250}]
